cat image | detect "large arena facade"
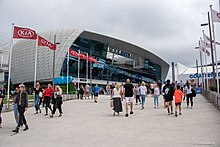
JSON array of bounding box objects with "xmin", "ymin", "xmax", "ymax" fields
[{"xmin": 11, "ymin": 29, "xmax": 169, "ymax": 86}]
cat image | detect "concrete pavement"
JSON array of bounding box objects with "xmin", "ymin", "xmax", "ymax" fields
[{"xmin": 0, "ymin": 94, "xmax": 220, "ymax": 147}]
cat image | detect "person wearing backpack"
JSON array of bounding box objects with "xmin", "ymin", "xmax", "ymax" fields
[
  {"xmin": 184, "ymin": 81, "xmax": 194, "ymax": 109},
  {"xmin": 162, "ymin": 80, "xmax": 174, "ymax": 115}
]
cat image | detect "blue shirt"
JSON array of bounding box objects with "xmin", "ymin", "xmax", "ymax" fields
[{"xmin": 94, "ymin": 86, "xmax": 99, "ymax": 94}]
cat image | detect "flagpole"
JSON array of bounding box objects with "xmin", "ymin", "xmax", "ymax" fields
[
  {"xmin": 205, "ymin": 52, "xmax": 209, "ymax": 90},
  {"xmin": 34, "ymin": 35, "xmax": 38, "ymax": 88},
  {"xmin": 6, "ymin": 23, "xmax": 14, "ymax": 110},
  {"xmin": 86, "ymin": 53, "xmax": 88, "ymax": 84},
  {"xmin": 67, "ymin": 48, "xmax": 69, "ymax": 94},
  {"xmin": 202, "ymin": 30, "xmax": 209, "ymax": 90},
  {"xmin": 210, "ymin": 5, "xmax": 219, "ymax": 93},
  {"xmin": 199, "ymin": 39, "xmax": 205, "ymax": 89},
  {"xmin": 90, "ymin": 51, "xmax": 92, "ymax": 85},
  {"xmin": 52, "ymin": 35, "xmax": 56, "ymax": 88},
  {"xmin": 78, "ymin": 50, "xmax": 80, "ymax": 90}
]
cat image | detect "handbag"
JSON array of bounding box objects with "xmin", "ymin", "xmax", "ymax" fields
[{"xmin": 191, "ymin": 88, "xmax": 196, "ymax": 97}]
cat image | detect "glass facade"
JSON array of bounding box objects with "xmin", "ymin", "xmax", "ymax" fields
[{"xmin": 60, "ymin": 37, "xmax": 162, "ymax": 83}]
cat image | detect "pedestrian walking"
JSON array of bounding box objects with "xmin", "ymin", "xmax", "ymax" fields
[
  {"xmin": 33, "ymin": 82, "xmax": 43, "ymax": 114},
  {"xmin": 43, "ymin": 84, "xmax": 54, "ymax": 116},
  {"xmin": 85, "ymin": 84, "xmax": 91, "ymax": 99},
  {"xmin": 79, "ymin": 85, "xmax": 85, "ymax": 100},
  {"xmin": 154, "ymin": 84, "xmax": 160, "ymax": 109},
  {"xmin": 134, "ymin": 84, "xmax": 141, "ymax": 105},
  {"xmin": 139, "ymin": 82, "xmax": 147, "ymax": 110},
  {"xmin": 111, "ymin": 83, "xmax": 123, "ymax": 116},
  {"xmin": 184, "ymin": 81, "xmax": 193, "ymax": 109},
  {"xmin": 162, "ymin": 80, "xmax": 174, "ymax": 115},
  {"xmin": 174, "ymin": 85, "xmax": 183, "ymax": 117},
  {"xmin": 106, "ymin": 84, "xmax": 111, "ymax": 95},
  {"xmin": 0, "ymin": 93, "xmax": 3, "ymax": 128},
  {"xmin": 13, "ymin": 87, "xmax": 20, "ymax": 125},
  {"xmin": 12, "ymin": 84, "xmax": 29, "ymax": 133},
  {"xmin": 50, "ymin": 85, "xmax": 63, "ymax": 118},
  {"xmin": 94, "ymin": 84, "xmax": 99, "ymax": 103},
  {"xmin": 123, "ymin": 79, "xmax": 135, "ymax": 117},
  {"xmin": 161, "ymin": 81, "xmax": 166, "ymax": 108}
]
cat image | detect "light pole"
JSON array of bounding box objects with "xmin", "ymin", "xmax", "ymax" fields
[{"xmin": 90, "ymin": 51, "xmax": 92, "ymax": 85}]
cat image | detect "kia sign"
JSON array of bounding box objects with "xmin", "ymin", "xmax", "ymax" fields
[
  {"xmin": 13, "ymin": 26, "xmax": 37, "ymax": 40},
  {"xmin": 38, "ymin": 36, "xmax": 56, "ymax": 50}
]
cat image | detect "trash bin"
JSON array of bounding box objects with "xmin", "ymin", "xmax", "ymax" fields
[{"xmin": 196, "ymin": 87, "xmax": 201, "ymax": 94}]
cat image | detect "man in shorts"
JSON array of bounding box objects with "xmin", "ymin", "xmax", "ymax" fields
[
  {"xmin": 162, "ymin": 80, "xmax": 174, "ymax": 115},
  {"xmin": 123, "ymin": 79, "xmax": 135, "ymax": 117},
  {"xmin": 85, "ymin": 84, "xmax": 91, "ymax": 99}
]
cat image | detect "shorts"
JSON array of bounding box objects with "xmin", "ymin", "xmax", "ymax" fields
[
  {"xmin": 165, "ymin": 96, "xmax": 173, "ymax": 102},
  {"xmin": 94, "ymin": 93, "xmax": 98, "ymax": 97},
  {"xmin": 125, "ymin": 97, "xmax": 134, "ymax": 103},
  {"xmin": 175, "ymin": 102, "xmax": 181, "ymax": 106}
]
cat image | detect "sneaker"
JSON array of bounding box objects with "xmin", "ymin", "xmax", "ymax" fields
[
  {"xmin": 125, "ymin": 114, "xmax": 128, "ymax": 117},
  {"xmin": 130, "ymin": 111, "xmax": 134, "ymax": 114},
  {"xmin": 50, "ymin": 115, "xmax": 53, "ymax": 118},
  {"xmin": 171, "ymin": 112, "xmax": 174, "ymax": 114},
  {"xmin": 179, "ymin": 112, "xmax": 182, "ymax": 116},
  {"xmin": 58, "ymin": 114, "xmax": 62, "ymax": 117},
  {"xmin": 175, "ymin": 111, "xmax": 177, "ymax": 117},
  {"xmin": 45, "ymin": 114, "xmax": 48, "ymax": 116}
]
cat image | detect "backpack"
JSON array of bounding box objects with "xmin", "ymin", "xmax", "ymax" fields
[
  {"xmin": 191, "ymin": 88, "xmax": 196, "ymax": 97},
  {"xmin": 163, "ymin": 85, "xmax": 173, "ymax": 97}
]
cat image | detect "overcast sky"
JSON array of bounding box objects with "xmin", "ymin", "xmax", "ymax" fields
[{"xmin": 1, "ymin": 0, "xmax": 220, "ymax": 69}]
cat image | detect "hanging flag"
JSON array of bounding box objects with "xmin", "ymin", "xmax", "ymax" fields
[
  {"xmin": 211, "ymin": 8, "xmax": 220, "ymax": 22},
  {"xmin": 13, "ymin": 26, "xmax": 37, "ymax": 39},
  {"xmin": 88, "ymin": 56, "xmax": 98, "ymax": 64},
  {"xmin": 69, "ymin": 48, "xmax": 80, "ymax": 57},
  {"xmin": 203, "ymin": 32, "xmax": 220, "ymax": 45},
  {"xmin": 202, "ymin": 48, "xmax": 210, "ymax": 56},
  {"xmin": 38, "ymin": 36, "xmax": 56, "ymax": 50},
  {"xmin": 200, "ymin": 39, "xmax": 210, "ymax": 49},
  {"xmin": 79, "ymin": 53, "xmax": 88, "ymax": 60}
]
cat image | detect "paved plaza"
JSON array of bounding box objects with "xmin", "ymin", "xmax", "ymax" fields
[{"xmin": 0, "ymin": 94, "xmax": 220, "ymax": 147}]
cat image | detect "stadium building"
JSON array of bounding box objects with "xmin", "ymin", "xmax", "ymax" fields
[{"xmin": 11, "ymin": 29, "xmax": 169, "ymax": 87}]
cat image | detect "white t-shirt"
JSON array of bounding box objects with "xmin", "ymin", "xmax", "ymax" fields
[
  {"xmin": 185, "ymin": 86, "xmax": 192, "ymax": 94},
  {"xmin": 85, "ymin": 85, "xmax": 90, "ymax": 92},
  {"xmin": 113, "ymin": 88, "xmax": 121, "ymax": 98},
  {"xmin": 154, "ymin": 87, "xmax": 160, "ymax": 95},
  {"xmin": 139, "ymin": 86, "xmax": 147, "ymax": 95}
]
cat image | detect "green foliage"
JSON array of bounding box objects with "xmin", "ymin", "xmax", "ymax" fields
[
  {"xmin": 209, "ymin": 86, "xmax": 217, "ymax": 92},
  {"xmin": 59, "ymin": 83, "xmax": 76, "ymax": 94}
]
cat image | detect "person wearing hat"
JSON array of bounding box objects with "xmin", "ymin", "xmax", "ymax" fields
[{"xmin": 12, "ymin": 84, "xmax": 29, "ymax": 133}]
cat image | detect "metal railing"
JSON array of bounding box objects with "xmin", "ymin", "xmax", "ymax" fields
[{"xmin": 200, "ymin": 88, "xmax": 220, "ymax": 110}]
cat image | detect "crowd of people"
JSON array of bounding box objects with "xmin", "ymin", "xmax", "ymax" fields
[
  {"xmin": 109, "ymin": 79, "xmax": 197, "ymax": 117},
  {"xmin": 0, "ymin": 79, "xmax": 197, "ymax": 133},
  {"xmin": 9, "ymin": 82, "xmax": 63, "ymax": 133}
]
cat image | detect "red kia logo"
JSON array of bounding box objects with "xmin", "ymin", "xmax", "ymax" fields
[
  {"xmin": 41, "ymin": 39, "xmax": 53, "ymax": 48},
  {"xmin": 18, "ymin": 29, "xmax": 35, "ymax": 38}
]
